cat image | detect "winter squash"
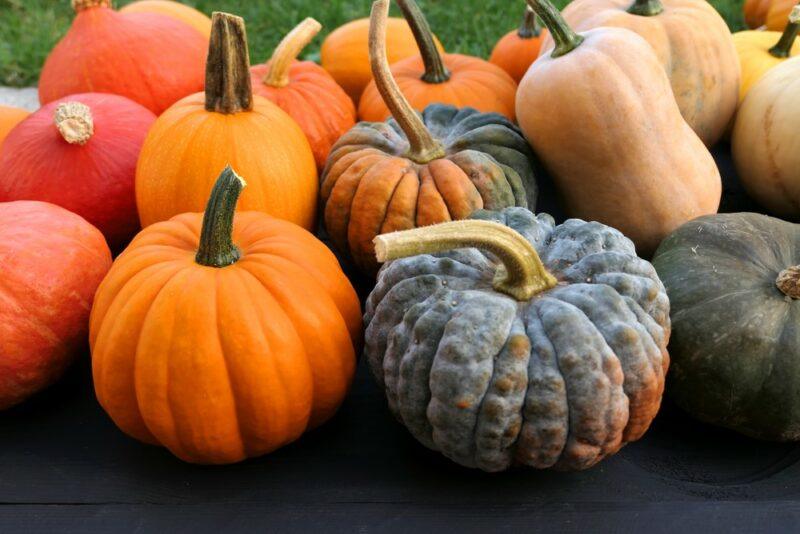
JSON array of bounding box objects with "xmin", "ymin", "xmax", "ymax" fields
[
  {"xmin": 732, "ymin": 56, "xmax": 800, "ymax": 218},
  {"xmin": 136, "ymin": 12, "xmax": 317, "ymax": 230},
  {"xmin": 766, "ymin": 0, "xmax": 799, "ymax": 30},
  {"xmin": 745, "ymin": 0, "xmax": 773, "ymax": 27},
  {"xmin": 321, "ymin": 16, "xmax": 443, "ymax": 104},
  {"xmin": 653, "ymin": 213, "xmax": 800, "ymax": 440},
  {"xmin": 365, "ymin": 207, "xmax": 670, "ymax": 471},
  {"xmin": 39, "ymin": 0, "xmax": 207, "ymax": 115},
  {"xmin": 119, "ymin": 0, "xmax": 211, "ymax": 37},
  {"xmin": 0, "ymin": 106, "xmax": 29, "ymax": 149},
  {"xmin": 91, "ymin": 167, "xmax": 361, "ymax": 464},
  {"xmin": 1, "ymin": 200, "xmax": 111, "ymax": 410},
  {"xmin": 489, "ymin": 6, "xmax": 545, "ymax": 83},
  {"xmin": 0, "ymin": 94, "xmax": 156, "ymax": 251},
  {"xmin": 518, "ymin": 0, "xmax": 721, "ymax": 256},
  {"xmin": 539, "ymin": 0, "xmax": 740, "ymax": 147},
  {"xmin": 734, "ymin": 7, "xmax": 800, "ymax": 103},
  {"xmin": 250, "ymin": 18, "xmax": 356, "ymax": 170},
  {"xmin": 321, "ymin": 0, "xmax": 540, "ymax": 275},
  {"xmin": 358, "ymin": 0, "xmax": 517, "ymax": 122}
]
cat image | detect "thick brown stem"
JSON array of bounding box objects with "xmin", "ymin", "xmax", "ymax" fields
[
  {"xmin": 72, "ymin": 0, "xmax": 111, "ymax": 11},
  {"xmin": 769, "ymin": 7, "xmax": 800, "ymax": 59},
  {"xmin": 54, "ymin": 102, "xmax": 94, "ymax": 145},
  {"xmin": 369, "ymin": 0, "xmax": 445, "ymax": 164},
  {"xmin": 264, "ymin": 18, "xmax": 322, "ymax": 87},
  {"xmin": 206, "ymin": 12, "xmax": 253, "ymax": 114},
  {"xmin": 777, "ymin": 266, "xmax": 800, "ymax": 299},
  {"xmin": 374, "ymin": 220, "xmax": 558, "ymax": 301},
  {"xmin": 525, "ymin": 0, "xmax": 584, "ymax": 58},
  {"xmin": 518, "ymin": 6, "xmax": 541, "ymax": 39},
  {"xmin": 196, "ymin": 166, "xmax": 246, "ymax": 268},
  {"xmin": 396, "ymin": 0, "xmax": 450, "ymax": 83}
]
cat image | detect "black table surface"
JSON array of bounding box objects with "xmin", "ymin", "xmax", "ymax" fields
[{"xmin": 3, "ymin": 146, "xmax": 799, "ymax": 533}]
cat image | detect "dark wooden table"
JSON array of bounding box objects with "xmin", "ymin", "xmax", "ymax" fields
[{"xmin": 2, "ymin": 146, "xmax": 799, "ymax": 533}]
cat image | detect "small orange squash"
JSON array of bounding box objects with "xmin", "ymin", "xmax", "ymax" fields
[
  {"xmin": 358, "ymin": 0, "xmax": 517, "ymax": 122},
  {"xmin": 91, "ymin": 167, "xmax": 361, "ymax": 464},
  {"xmin": 0, "ymin": 106, "xmax": 29, "ymax": 149},
  {"xmin": 136, "ymin": 12, "xmax": 317, "ymax": 230},
  {"xmin": 119, "ymin": 0, "xmax": 211, "ymax": 37},
  {"xmin": 745, "ymin": 0, "xmax": 774, "ymax": 28},
  {"xmin": 489, "ymin": 6, "xmax": 545, "ymax": 83},
  {"xmin": 766, "ymin": 0, "xmax": 799, "ymax": 30},
  {"xmin": 250, "ymin": 18, "xmax": 356, "ymax": 170}
]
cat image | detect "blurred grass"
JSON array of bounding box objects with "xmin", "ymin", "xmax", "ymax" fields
[{"xmin": 0, "ymin": 0, "xmax": 745, "ymax": 87}]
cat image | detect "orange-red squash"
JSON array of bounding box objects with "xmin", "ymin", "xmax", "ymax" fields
[
  {"xmin": 0, "ymin": 94, "xmax": 156, "ymax": 252},
  {"xmin": 91, "ymin": 167, "xmax": 361, "ymax": 464},
  {"xmin": 1, "ymin": 200, "xmax": 111, "ymax": 410},
  {"xmin": 0, "ymin": 106, "xmax": 29, "ymax": 149},
  {"xmin": 358, "ymin": 0, "xmax": 517, "ymax": 122},
  {"xmin": 489, "ymin": 6, "xmax": 545, "ymax": 83},
  {"xmin": 120, "ymin": 0, "xmax": 211, "ymax": 37},
  {"xmin": 745, "ymin": 0, "xmax": 798, "ymax": 30},
  {"xmin": 39, "ymin": 0, "xmax": 207, "ymax": 115},
  {"xmin": 250, "ymin": 18, "xmax": 356, "ymax": 170},
  {"xmin": 136, "ymin": 12, "xmax": 317, "ymax": 230}
]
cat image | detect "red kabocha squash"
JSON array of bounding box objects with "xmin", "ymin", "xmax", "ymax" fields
[
  {"xmin": 120, "ymin": 0, "xmax": 211, "ymax": 37},
  {"xmin": 91, "ymin": 167, "xmax": 361, "ymax": 464},
  {"xmin": 39, "ymin": 0, "xmax": 207, "ymax": 115},
  {"xmin": 136, "ymin": 12, "xmax": 317, "ymax": 230},
  {"xmin": 0, "ymin": 93, "xmax": 156, "ymax": 252},
  {"xmin": 0, "ymin": 106, "xmax": 29, "ymax": 149},
  {"xmin": 358, "ymin": 0, "xmax": 517, "ymax": 122},
  {"xmin": 489, "ymin": 6, "xmax": 546, "ymax": 83},
  {"xmin": 250, "ymin": 18, "xmax": 356, "ymax": 170},
  {"xmin": 1, "ymin": 200, "xmax": 111, "ymax": 410}
]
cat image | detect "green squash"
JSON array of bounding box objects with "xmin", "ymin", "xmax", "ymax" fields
[{"xmin": 653, "ymin": 212, "xmax": 800, "ymax": 441}]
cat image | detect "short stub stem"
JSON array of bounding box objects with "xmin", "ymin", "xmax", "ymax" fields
[
  {"xmin": 196, "ymin": 166, "xmax": 247, "ymax": 268},
  {"xmin": 206, "ymin": 12, "xmax": 254, "ymax": 114},
  {"xmin": 54, "ymin": 102, "xmax": 94, "ymax": 145},
  {"xmin": 627, "ymin": 0, "xmax": 664, "ymax": 17},
  {"xmin": 525, "ymin": 0, "xmax": 585, "ymax": 58},
  {"xmin": 776, "ymin": 265, "xmax": 800, "ymax": 299},
  {"xmin": 263, "ymin": 18, "xmax": 322, "ymax": 87},
  {"xmin": 518, "ymin": 6, "xmax": 541, "ymax": 39},
  {"xmin": 72, "ymin": 0, "xmax": 111, "ymax": 12}
]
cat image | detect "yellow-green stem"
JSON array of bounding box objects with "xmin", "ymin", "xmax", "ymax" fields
[{"xmin": 264, "ymin": 18, "xmax": 322, "ymax": 87}]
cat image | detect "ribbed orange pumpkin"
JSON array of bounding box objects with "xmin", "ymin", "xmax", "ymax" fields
[
  {"xmin": 39, "ymin": 0, "xmax": 207, "ymax": 115},
  {"xmin": 0, "ymin": 106, "xmax": 29, "ymax": 149},
  {"xmin": 489, "ymin": 6, "xmax": 546, "ymax": 83},
  {"xmin": 745, "ymin": 0, "xmax": 773, "ymax": 28},
  {"xmin": 91, "ymin": 167, "xmax": 361, "ymax": 464},
  {"xmin": 250, "ymin": 18, "xmax": 356, "ymax": 170},
  {"xmin": 119, "ymin": 0, "xmax": 211, "ymax": 37},
  {"xmin": 767, "ymin": 0, "xmax": 799, "ymax": 30},
  {"xmin": 136, "ymin": 12, "xmax": 318, "ymax": 230},
  {"xmin": 358, "ymin": 0, "xmax": 517, "ymax": 122}
]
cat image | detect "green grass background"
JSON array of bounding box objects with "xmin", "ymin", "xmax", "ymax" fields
[{"xmin": 0, "ymin": 0, "xmax": 745, "ymax": 87}]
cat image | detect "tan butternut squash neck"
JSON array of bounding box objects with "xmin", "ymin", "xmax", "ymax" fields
[
  {"xmin": 72, "ymin": 0, "xmax": 111, "ymax": 12},
  {"xmin": 205, "ymin": 12, "xmax": 253, "ymax": 114},
  {"xmin": 374, "ymin": 220, "xmax": 558, "ymax": 301},
  {"xmin": 525, "ymin": 0, "xmax": 584, "ymax": 58},
  {"xmin": 396, "ymin": 0, "xmax": 450, "ymax": 84},
  {"xmin": 769, "ymin": 7, "xmax": 800, "ymax": 59},
  {"xmin": 777, "ymin": 266, "xmax": 800, "ymax": 299},
  {"xmin": 627, "ymin": 0, "xmax": 664, "ymax": 17},
  {"xmin": 263, "ymin": 18, "xmax": 322, "ymax": 88},
  {"xmin": 518, "ymin": 6, "xmax": 541, "ymax": 39},
  {"xmin": 196, "ymin": 166, "xmax": 246, "ymax": 268},
  {"xmin": 369, "ymin": 0, "xmax": 445, "ymax": 164}
]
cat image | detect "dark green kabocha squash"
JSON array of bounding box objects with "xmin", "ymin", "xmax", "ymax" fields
[
  {"xmin": 364, "ymin": 207, "xmax": 671, "ymax": 472},
  {"xmin": 653, "ymin": 212, "xmax": 800, "ymax": 441}
]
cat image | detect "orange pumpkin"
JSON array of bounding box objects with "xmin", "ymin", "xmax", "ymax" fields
[
  {"xmin": 91, "ymin": 167, "xmax": 361, "ymax": 464},
  {"xmin": 767, "ymin": 0, "xmax": 799, "ymax": 30},
  {"xmin": 250, "ymin": 18, "xmax": 356, "ymax": 170},
  {"xmin": 489, "ymin": 6, "xmax": 545, "ymax": 83},
  {"xmin": 136, "ymin": 12, "xmax": 317, "ymax": 230},
  {"xmin": 0, "ymin": 106, "xmax": 29, "ymax": 149},
  {"xmin": 119, "ymin": 0, "xmax": 211, "ymax": 37},
  {"xmin": 39, "ymin": 0, "xmax": 207, "ymax": 115},
  {"xmin": 745, "ymin": 0, "xmax": 773, "ymax": 28},
  {"xmin": 321, "ymin": 16, "xmax": 443, "ymax": 104},
  {"xmin": 358, "ymin": 0, "xmax": 517, "ymax": 122}
]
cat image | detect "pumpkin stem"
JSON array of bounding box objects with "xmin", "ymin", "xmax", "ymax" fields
[
  {"xmin": 71, "ymin": 0, "xmax": 111, "ymax": 11},
  {"xmin": 525, "ymin": 0, "xmax": 584, "ymax": 58},
  {"xmin": 206, "ymin": 12, "xmax": 253, "ymax": 114},
  {"xmin": 196, "ymin": 166, "xmax": 247, "ymax": 268},
  {"xmin": 776, "ymin": 266, "xmax": 800, "ymax": 299},
  {"xmin": 374, "ymin": 220, "xmax": 558, "ymax": 301},
  {"xmin": 54, "ymin": 102, "xmax": 94, "ymax": 146},
  {"xmin": 396, "ymin": 0, "xmax": 450, "ymax": 83},
  {"xmin": 627, "ymin": 0, "xmax": 664, "ymax": 16},
  {"xmin": 369, "ymin": 0, "xmax": 446, "ymax": 164},
  {"xmin": 769, "ymin": 6, "xmax": 800, "ymax": 59},
  {"xmin": 263, "ymin": 18, "xmax": 322, "ymax": 88},
  {"xmin": 518, "ymin": 6, "xmax": 541, "ymax": 39}
]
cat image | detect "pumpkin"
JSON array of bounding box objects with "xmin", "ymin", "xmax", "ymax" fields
[
  {"xmin": 539, "ymin": 0, "xmax": 740, "ymax": 147},
  {"xmin": 91, "ymin": 167, "xmax": 361, "ymax": 464},
  {"xmin": 766, "ymin": 0, "xmax": 799, "ymax": 30},
  {"xmin": 321, "ymin": 0, "xmax": 540, "ymax": 276},
  {"xmin": 745, "ymin": 0, "xmax": 773, "ymax": 28},
  {"xmin": 489, "ymin": 6, "xmax": 545, "ymax": 83},
  {"xmin": 0, "ymin": 94, "xmax": 156, "ymax": 252},
  {"xmin": 517, "ymin": 0, "xmax": 721, "ymax": 256},
  {"xmin": 119, "ymin": 0, "xmax": 211, "ymax": 37},
  {"xmin": 136, "ymin": 12, "xmax": 318, "ymax": 230},
  {"xmin": 1, "ymin": 200, "xmax": 111, "ymax": 410},
  {"xmin": 365, "ymin": 207, "xmax": 670, "ymax": 471},
  {"xmin": 653, "ymin": 213, "xmax": 800, "ymax": 440},
  {"xmin": 321, "ymin": 16, "xmax": 443, "ymax": 104},
  {"xmin": 732, "ymin": 55, "xmax": 800, "ymax": 218},
  {"xmin": 734, "ymin": 7, "xmax": 800, "ymax": 103},
  {"xmin": 358, "ymin": 0, "xmax": 517, "ymax": 122},
  {"xmin": 250, "ymin": 18, "xmax": 356, "ymax": 170},
  {"xmin": 39, "ymin": 0, "xmax": 207, "ymax": 115},
  {"xmin": 0, "ymin": 106, "xmax": 29, "ymax": 149}
]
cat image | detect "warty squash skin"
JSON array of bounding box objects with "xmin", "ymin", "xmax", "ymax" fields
[
  {"xmin": 539, "ymin": 0, "xmax": 740, "ymax": 147},
  {"xmin": 489, "ymin": 6, "xmax": 546, "ymax": 84},
  {"xmin": 0, "ymin": 106, "xmax": 29, "ymax": 150},
  {"xmin": 119, "ymin": 0, "xmax": 212, "ymax": 37},
  {"xmin": 518, "ymin": 0, "xmax": 721, "ymax": 257},
  {"xmin": 653, "ymin": 213, "xmax": 800, "ymax": 441},
  {"xmin": 732, "ymin": 55, "xmax": 800, "ymax": 218},
  {"xmin": 365, "ymin": 207, "xmax": 670, "ymax": 472},
  {"xmin": 91, "ymin": 168, "xmax": 361, "ymax": 464}
]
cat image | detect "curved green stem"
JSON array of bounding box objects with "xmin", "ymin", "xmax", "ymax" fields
[
  {"xmin": 518, "ymin": 6, "xmax": 541, "ymax": 39},
  {"xmin": 525, "ymin": 0, "xmax": 584, "ymax": 58},
  {"xmin": 206, "ymin": 12, "xmax": 253, "ymax": 114},
  {"xmin": 196, "ymin": 166, "xmax": 246, "ymax": 268},
  {"xmin": 396, "ymin": 0, "xmax": 450, "ymax": 84},
  {"xmin": 627, "ymin": 0, "xmax": 664, "ymax": 17},
  {"xmin": 769, "ymin": 7, "xmax": 800, "ymax": 59}
]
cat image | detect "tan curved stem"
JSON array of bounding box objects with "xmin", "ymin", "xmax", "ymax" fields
[{"xmin": 264, "ymin": 18, "xmax": 322, "ymax": 87}]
